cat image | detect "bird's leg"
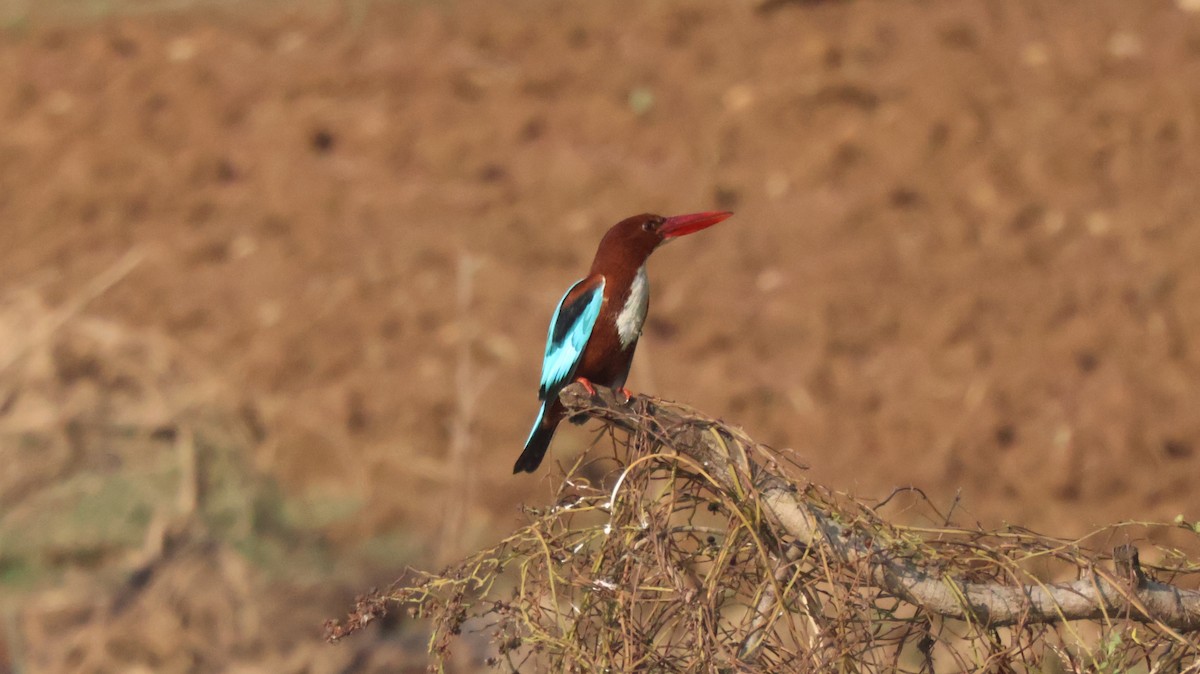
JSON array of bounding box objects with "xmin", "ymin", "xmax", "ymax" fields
[
  {"xmin": 574, "ymin": 376, "xmax": 598, "ymax": 396},
  {"xmin": 617, "ymin": 387, "xmax": 634, "ymax": 403}
]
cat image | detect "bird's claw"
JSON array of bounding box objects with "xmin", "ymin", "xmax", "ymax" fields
[
  {"xmin": 574, "ymin": 377, "xmax": 598, "ymax": 396},
  {"xmin": 572, "ymin": 378, "xmax": 632, "ymax": 403}
]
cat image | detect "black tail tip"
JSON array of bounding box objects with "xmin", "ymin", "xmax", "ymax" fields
[
  {"xmin": 512, "ymin": 450, "xmax": 543, "ymax": 474},
  {"xmin": 513, "ymin": 428, "xmax": 553, "ymax": 474}
]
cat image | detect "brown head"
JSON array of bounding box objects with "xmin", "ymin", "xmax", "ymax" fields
[{"xmin": 589, "ymin": 211, "xmax": 733, "ymax": 273}]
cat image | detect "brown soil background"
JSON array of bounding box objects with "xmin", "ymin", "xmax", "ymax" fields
[{"xmin": 2, "ymin": 0, "xmax": 1200, "ymax": 671}]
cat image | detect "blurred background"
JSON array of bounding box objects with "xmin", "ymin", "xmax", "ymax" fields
[{"xmin": 2, "ymin": 0, "xmax": 1200, "ymax": 671}]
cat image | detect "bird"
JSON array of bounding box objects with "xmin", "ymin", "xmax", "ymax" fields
[{"xmin": 513, "ymin": 210, "xmax": 734, "ymax": 474}]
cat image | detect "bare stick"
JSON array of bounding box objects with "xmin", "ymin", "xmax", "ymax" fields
[{"xmin": 0, "ymin": 247, "xmax": 146, "ymax": 375}]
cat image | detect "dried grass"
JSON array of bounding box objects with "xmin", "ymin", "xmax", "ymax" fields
[
  {"xmin": 0, "ymin": 286, "xmax": 414, "ymax": 673},
  {"xmin": 330, "ymin": 387, "xmax": 1200, "ymax": 673}
]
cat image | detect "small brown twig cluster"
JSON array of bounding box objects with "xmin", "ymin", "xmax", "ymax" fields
[{"xmin": 328, "ymin": 384, "xmax": 1200, "ymax": 673}]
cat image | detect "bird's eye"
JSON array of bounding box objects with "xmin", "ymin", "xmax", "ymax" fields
[{"xmin": 642, "ymin": 218, "xmax": 659, "ymax": 232}]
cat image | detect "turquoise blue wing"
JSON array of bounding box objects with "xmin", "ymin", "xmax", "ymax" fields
[{"xmin": 537, "ymin": 277, "xmax": 606, "ymax": 400}]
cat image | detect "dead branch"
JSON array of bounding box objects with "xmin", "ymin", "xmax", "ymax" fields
[
  {"xmin": 330, "ymin": 384, "xmax": 1200, "ymax": 672},
  {"xmin": 560, "ymin": 383, "xmax": 1200, "ymax": 635}
]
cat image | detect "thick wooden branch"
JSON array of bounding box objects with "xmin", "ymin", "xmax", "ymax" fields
[{"xmin": 559, "ymin": 383, "xmax": 1200, "ymax": 633}]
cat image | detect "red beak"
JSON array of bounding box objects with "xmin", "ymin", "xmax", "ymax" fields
[{"xmin": 659, "ymin": 211, "xmax": 733, "ymax": 238}]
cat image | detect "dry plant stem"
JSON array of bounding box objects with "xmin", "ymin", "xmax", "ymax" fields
[
  {"xmin": 558, "ymin": 383, "xmax": 1200, "ymax": 634},
  {"xmin": 438, "ymin": 252, "xmax": 492, "ymax": 563},
  {"xmin": 0, "ymin": 247, "xmax": 146, "ymax": 375}
]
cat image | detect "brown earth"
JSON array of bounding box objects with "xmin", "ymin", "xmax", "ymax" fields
[{"xmin": 3, "ymin": 0, "xmax": 1200, "ymax": 671}]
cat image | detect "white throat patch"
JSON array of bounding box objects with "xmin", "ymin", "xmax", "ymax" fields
[{"xmin": 616, "ymin": 266, "xmax": 649, "ymax": 349}]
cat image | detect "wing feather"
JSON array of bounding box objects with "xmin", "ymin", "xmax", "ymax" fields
[{"xmin": 537, "ymin": 277, "xmax": 605, "ymax": 400}]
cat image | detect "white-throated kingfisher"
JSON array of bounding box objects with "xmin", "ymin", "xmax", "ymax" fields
[{"xmin": 513, "ymin": 210, "xmax": 734, "ymax": 474}]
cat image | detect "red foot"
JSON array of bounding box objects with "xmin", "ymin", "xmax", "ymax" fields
[
  {"xmin": 618, "ymin": 387, "xmax": 634, "ymax": 403},
  {"xmin": 574, "ymin": 377, "xmax": 598, "ymax": 396}
]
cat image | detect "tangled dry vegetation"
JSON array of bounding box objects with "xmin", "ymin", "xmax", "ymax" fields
[
  {"xmin": 0, "ymin": 273, "xmax": 414, "ymax": 673},
  {"xmin": 329, "ymin": 384, "xmax": 1200, "ymax": 673}
]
